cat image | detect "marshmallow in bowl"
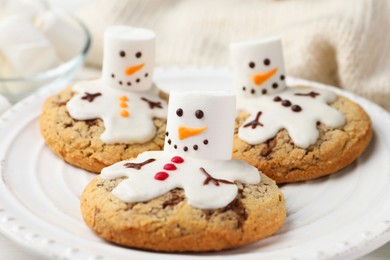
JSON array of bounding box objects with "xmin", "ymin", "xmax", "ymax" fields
[
  {"xmin": 0, "ymin": 15, "xmax": 61, "ymax": 76},
  {"xmin": 0, "ymin": 0, "xmax": 87, "ymax": 79},
  {"xmin": 0, "ymin": 0, "xmax": 47, "ymax": 21},
  {"xmin": 0, "ymin": 53, "xmax": 18, "ymax": 78},
  {"xmin": 35, "ymin": 10, "xmax": 86, "ymax": 61}
]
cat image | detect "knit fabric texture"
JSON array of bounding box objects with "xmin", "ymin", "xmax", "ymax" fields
[{"xmin": 77, "ymin": 0, "xmax": 390, "ymax": 110}]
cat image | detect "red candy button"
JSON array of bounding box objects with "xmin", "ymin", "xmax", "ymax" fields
[
  {"xmin": 163, "ymin": 163, "xmax": 177, "ymax": 170},
  {"xmin": 154, "ymin": 171, "xmax": 169, "ymax": 181},
  {"xmin": 171, "ymin": 156, "xmax": 184, "ymax": 164}
]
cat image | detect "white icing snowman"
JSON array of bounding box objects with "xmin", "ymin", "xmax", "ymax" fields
[
  {"xmin": 66, "ymin": 26, "xmax": 167, "ymax": 144},
  {"xmin": 230, "ymin": 37, "xmax": 345, "ymax": 148},
  {"xmin": 100, "ymin": 91, "xmax": 260, "ymax": 209}
]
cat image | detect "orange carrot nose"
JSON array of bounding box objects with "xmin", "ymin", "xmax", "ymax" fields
[
  {"xmin": 178, "ymin": 125, "xmax": 207, "ymax": 140},
  {"xmin": 125, "ymin": 64, "xmax": 144, "ymax": 76},
  {"xmin": 252, "ymin": 68, "xmax": 278, "ymax": 86}
]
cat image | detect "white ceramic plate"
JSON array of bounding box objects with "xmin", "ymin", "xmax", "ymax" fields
[{"xmin": 0, "ymin": 68, "xmax": 390, "ymax": 260}]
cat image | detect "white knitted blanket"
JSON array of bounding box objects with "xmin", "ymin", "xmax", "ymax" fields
[{"xmin": 77, "ymin": 0, "xmax": 390, "ymax": 111}]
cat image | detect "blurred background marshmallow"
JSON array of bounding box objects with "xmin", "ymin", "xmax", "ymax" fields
[
  {"xmin": 0, "ymin": 15, "xmax": 61, "ymax": 76},
  {"xmin": 35, "ymin": 10, "xmax": 86, "ymax": 61},
  {"xmin": 0, "ymin": 0, "xmax": 87, "ymax": 78}
]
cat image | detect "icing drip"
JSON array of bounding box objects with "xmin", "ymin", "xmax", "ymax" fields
[
  {"xmin": 66, "ymin": 79, "xmax": 167, "ymax": 144},
  {"xmin": 100, "ymin": 151, "xmax": 260, "ymax": 209},
  {"xmin": 237, "ymin": 87, "xmax": 345, "ymax": 148}
]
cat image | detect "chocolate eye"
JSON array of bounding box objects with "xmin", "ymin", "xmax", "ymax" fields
[
  {"xmin": 135, "ymin": 52, "xmax": 142, "ymax": 58},
  {"xmin": 119, "ymin": 51, "xmax": 126, "ymax": 57},
  {"xmin": 195, "ymin": 110, "xmax": 204, "ymax": 119},
  {"xmin": 176, "ymin": 108, "xmax": 183, "ymax": 117},
  {"xmin": 249, "ymin": 62, "xmax": 255, "ymax": 68},
  {"xmin": 264, "ymin": 58, "xmax": 270, "ymax": 66}
]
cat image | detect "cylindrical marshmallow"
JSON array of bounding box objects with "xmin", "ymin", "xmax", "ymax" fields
[
  {"xmin": 230, "ymin": 37, "xmax": 287, "ymax": 97},
  {"xmin": 102, "ymin": 26, "xmax": 155, "ymax": 92},
  {"xmin": 164, "ymin": 91, "xmax": 236, "ymax": 160}
]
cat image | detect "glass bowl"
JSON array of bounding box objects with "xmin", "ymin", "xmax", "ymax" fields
[{"xmin": 0, "ymin": 13, "xmax": 91, "ymax": 104}]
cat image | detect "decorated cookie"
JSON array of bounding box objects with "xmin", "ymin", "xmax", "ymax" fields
[
  {"xmin": 40, "ymin": 26, "xmax": 167, "ymax": 173},
  {"xmin": 81, "ymin": 91, "xmax": 286, "ymax": 251},
  {"xmin": 231, "ymin": 37, "xmax": 372, "ymax": 183}
]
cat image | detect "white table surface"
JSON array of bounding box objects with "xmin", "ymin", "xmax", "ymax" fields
[{"xmin": 0, "ymin": 227, "xmax": 389, "ymax": 260}]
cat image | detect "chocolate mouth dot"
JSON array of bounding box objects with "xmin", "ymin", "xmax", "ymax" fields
[
  {"xmin": 272, "ymin": 83, "xmax": 278, "ymax": 89},
  {"xmin": 165, "ymin": 131, "xmax": 169, "ymax": 137},
  {"xmin": 203, "ymin": 139, "xmax": 208, "ymax": 145},
  {"xmin": 111, "ymin": 73, "xmax": 115, "ymax": 78},
  {"xmin": 167, "ymin": 139, "xmax": 172, "ymax": 145},
  {"xmin": 280, "ymin": 75, "xmax": 285, "ymax": 80},
  {"xmin": 174, "ymin": 145, "xmax": 177, "ymax": 149},
  {"xmin": 193, "ymin": 145, "xmax": 198, "ymax": 150},
  {"xmin": 145, "ymin": 73, "xmax": 149, "ymax": 77},
  {"xmin": 274, "ymin": 96, "xmax": 282, "ymax": 102},
  {"xmin": 282, "ymin": 100, "xmax": 291, "ymax": 107},
  {"xmin": 251, "ymin": 89, "xmax": 255, "ymax": 94},
  {"xmin": 183, "ymin": 146, "xmax": 188, "ymax": 152},
  {"xmin": 291, "ymin": 105, "xmax": 302, "ymax": 112},
  {"xmin": 119, "ymin": 81, "xmax": 123, "ymax": 85},
  {"xmin": 136, "ymin": 78, "xmax": 140, "ymax": 83},
  {"xmin": 127, "ymin": 82, "xmax": 131, "ymax": 86},
  {"xmin": 262, "ymin": 89, "xmax": 267, "ymax": 95},
  {"xmin": 242, "ymin": 86, "xmax": 246, "ymax": 91}
]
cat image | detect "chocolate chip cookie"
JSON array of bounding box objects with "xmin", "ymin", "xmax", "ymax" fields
[
  {"xmin": 233, "ymin": 94, "xmax": 372, "ymax": 183},
  {"xmin": 80, "ymin": 173, "xmax": 286, "ymax": 252},
  {"xmin": 40, "ymin": 87, "xmax": 166, "ymax": 173}
]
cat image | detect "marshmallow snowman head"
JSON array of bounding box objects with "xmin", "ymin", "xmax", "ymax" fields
[
  {"xmin": 164, "ymin": 91, "xmax": 235, "ymax": 160},
  {"xmin": 230, "ymin": 37, "xmax": 287, "ymax": 97},
  {"xmin": 102, "ymin": 26, "xmax": 155, "ymax": 91}
]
